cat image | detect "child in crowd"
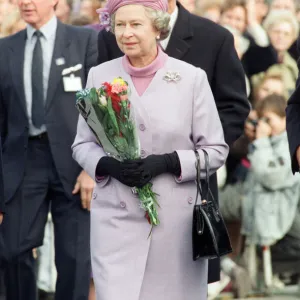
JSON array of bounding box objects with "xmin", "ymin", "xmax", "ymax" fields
[{"xmin": 242, "ymin": 94, "xmax": 300, "ymax": 248}]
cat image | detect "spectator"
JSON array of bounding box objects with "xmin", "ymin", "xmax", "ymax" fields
[
  {"xmin": 219, "ymin": 0, "xmax": 248, "ymax": 34},
  {"xmin": 0, "ymin": 0, "xmax": 15, "ymax": 34},
  {"xmin": 79, "ymin": 0, "xmax": 103, "ymax": 23},
  {"xmin": 262, "ymin": 10, "xmax": 299, "ymax": 95},
  {"xmin": 253, "ymin": 0, "xmax": 269, "ymax": 25},
  {"xmin": 196, "ymin": 0, "xmax": 225, "ymax": 23},
  {"xmin": 55, "ymin": 0, "xmax": 72, "ymax": 23},
  {"xmin": 296, "ymin": 1, "xmax": 300, "ymax": 22},
  {"xmin": 219, "ymin": 0, "xmax": 278, "ymax": 77},
  {"xmin": 219, "ymin": 0, "xmax": 268, "ymax": 46},
  {"xmin": 1, "ymin": 8, "xmax": 26, "ymax": 37},
  {"xmin": 242, "ymin": 94, "xmax": 300, "ymax": 248},
  {"xmin": 70, "ymin": 14, "xmax": 93, "ymax": 25},
  {"xmin": 252, "ymin": 71, "xmax": 287, "ymax": 103},
  {"xmin": 270, "ymin": 0, "xmax": 296, "ymax": 13}
]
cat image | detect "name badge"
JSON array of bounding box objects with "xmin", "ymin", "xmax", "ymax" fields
[{"xmin": 63, "ymin": 74, "xmax": 82, "ymax": 92}]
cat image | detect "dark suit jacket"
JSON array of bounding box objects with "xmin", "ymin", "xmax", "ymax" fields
[
  {"xmin": 287, "ymin": 37, "xmax": 300, "ymax": 173},
  {"xmin": 97, "ymin": 4, "xmax": 250, "ymax": 282},
  {"xmin": 0, "ymin": 136, "xmax": 4, "ymax": 213},
  {"xmin": 0, "ymin": 21, "xmax": 98, "ymax": 202}
]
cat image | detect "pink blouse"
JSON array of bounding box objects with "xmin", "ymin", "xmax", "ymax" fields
[{"xmin": 122, "ymin": 46, "xmax": 168, "ymax": 96}]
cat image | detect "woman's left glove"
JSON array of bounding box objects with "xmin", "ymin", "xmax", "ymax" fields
[{"xmin": 127, "ymin": 152, "xmax": 181, "ymax": 187}]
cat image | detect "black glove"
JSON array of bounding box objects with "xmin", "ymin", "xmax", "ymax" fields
[
  {"xmin": 96, "ymin": 157, "xmax": 143, "ymax": 187},
  {"xmin": 127, "ymin": 152, "xmax": 181, "ymax": 187}
]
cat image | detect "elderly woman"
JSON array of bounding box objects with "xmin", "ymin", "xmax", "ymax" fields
[
  {"xmin": 262, "ymin": 10, "xmax": 299, "ymax": 95},
  {"xmin": 72, "ymin": 0, "xmax": 228, "ymax": 299}
]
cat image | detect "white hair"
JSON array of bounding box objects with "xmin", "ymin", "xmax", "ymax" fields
[
  {"xmin": 263, "ymin": 9, "xmax": 299, "ymax": 40},
  {"xmin": 111, "ymin": 6, "xmax": 171, "ymax": 41}
]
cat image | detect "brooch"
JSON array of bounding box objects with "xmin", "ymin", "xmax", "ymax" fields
[{"xmin": 163, "ymin": 71, "xmax": 181, "ymax": 83}]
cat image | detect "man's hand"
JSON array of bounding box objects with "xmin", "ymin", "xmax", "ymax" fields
[
  {"xmin": 245, "ymin": 110, "xmax": 257, "ymax": 142},
  {"xmin": 0, "ymin": 213, "xmax": 3, "ymax": 225},
  {"xmin": 296, "ymin": 146, "xmax": 300, "ymax": 168},
  {"xmin": 72, "ymin": 171, "xmax": 95, "ymax": 211}
]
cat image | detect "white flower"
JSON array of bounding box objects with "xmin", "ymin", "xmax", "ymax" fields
[{"xmin": 99, "ymin": 95, "xmax": 107, "ymax": 106}]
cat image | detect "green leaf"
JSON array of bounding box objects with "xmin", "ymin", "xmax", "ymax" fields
[
  {"xmin": 107, "ymin": 97, "xmax": 120, "ymax": 136},
  {"xmin": 113, "ymin": 136, "xmax": 129, "ymax": 156},
  {"xmin": 89, "ymin": 88, "xmax": 99, "ymax": 105}
]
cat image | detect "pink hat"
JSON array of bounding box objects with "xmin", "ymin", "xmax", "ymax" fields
[{"xmin": 97, "ymin": 0, "xmax": 168, "ymax": 31}]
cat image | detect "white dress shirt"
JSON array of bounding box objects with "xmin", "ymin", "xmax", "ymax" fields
[
  {"xmin": 160, "ymin": 5, "xmax": 179, "ymax": 50},
  {"xmin": 24, "ymin": 16, "xmax": 57, "ymax": 136}
]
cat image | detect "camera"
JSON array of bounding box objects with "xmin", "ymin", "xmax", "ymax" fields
[
  {"xmin": 247, "ymin": 119, "xmax": 258, "ymax": 127},
  {"xmin": 247, "ymin": 117, "xmax": 269, "ymax": 128}
]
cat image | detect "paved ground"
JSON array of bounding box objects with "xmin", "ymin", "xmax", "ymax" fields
[{"xmin": 217, "ymin": 285, "xmax": 300, "ymax": 299}]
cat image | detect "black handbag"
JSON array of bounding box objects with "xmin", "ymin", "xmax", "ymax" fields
[{"xmin": 192, "ymin": 149, "xmax": 232, "ymax": 261}]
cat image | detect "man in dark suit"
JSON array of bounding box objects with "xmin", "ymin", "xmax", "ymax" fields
[
  {"xmin": 97, "ymin": 0, "xmax": 250, "ymax": 283},
  {"xmin": 287, "ymin": 37, "xmax": 300, "ymax": 173},
  {"xmin": 0, "ymin": 0, "xmax": 97, "ymax": 298}
]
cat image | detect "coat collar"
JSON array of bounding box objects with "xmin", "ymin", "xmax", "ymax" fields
[
  {"xmin": 9, "ymin": 21, "xmax": 71, "ymax": 116},
  {"xmin": 166, "ymin": 2, "xmax": 194, "ymax": 59}
]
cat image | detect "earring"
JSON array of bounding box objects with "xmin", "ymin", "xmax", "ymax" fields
[{"xmin": 156, "ymin": 35, "xmax": 160, "ymax": 40}]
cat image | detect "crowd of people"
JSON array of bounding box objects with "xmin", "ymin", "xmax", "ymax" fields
[{"xmin": 0, "ymin": 0, "xmax": 300, "ymax": 299}]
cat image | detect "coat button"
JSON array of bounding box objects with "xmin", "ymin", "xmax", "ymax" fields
[
  {"xmin": 141, "ymin": 149, "xmax": 146, "ymax": 158},
  {"xmin": 139, "ymin": 124, "xmax": 146, "ymax": 131},
  {"xmin": 188, "ymin": 197, "xmax": 193, "ymax": 204},
  {"xmin": 93, "ymin": 193, "xmax": 97, "ymax": 199},
  {"xmin": 120, "ymin": 201, "xmax": 126, "ymax": 208}
]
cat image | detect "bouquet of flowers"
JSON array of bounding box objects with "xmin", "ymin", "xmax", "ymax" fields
[{"xmin": 75, "ymin": 78, "xmax": 159, "ymax": 228}]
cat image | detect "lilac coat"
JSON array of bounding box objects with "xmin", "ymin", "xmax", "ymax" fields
[{"xmin": 72, "ymin": 56, "xmax": 229, "ymax": 300}]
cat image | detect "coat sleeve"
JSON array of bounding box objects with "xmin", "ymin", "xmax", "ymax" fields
[
  {"xmin": 286, "ymin": 37, "xmax": 300, "ymax": 173},
  {"xmin": 176, "ymin": 69, "xmax": 229, "ymax": 182},
  {"xmin": 212, "ymin": 32, "xmax": 250, "ymax": 147},
  {"xmin": 248, "ymin": 137, "xmax": 297, "ymax": 190},
  {"xmin": 71, "ymin": 67, "xmax": 109, "ymax": 187}
]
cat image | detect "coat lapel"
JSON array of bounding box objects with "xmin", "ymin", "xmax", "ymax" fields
[
  {"xmin": 45, "ymin": 21, "xmax": 71, "ymax": 110},
  {"xmin": 166, "ymin": 3, "xmax": 193, "ymax": 60},
  {"xmin": 9, "ymin": 30, "xmax": 27, "ymax": 116}
]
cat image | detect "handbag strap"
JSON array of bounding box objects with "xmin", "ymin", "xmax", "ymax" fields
[
  {"xmin": 195, "ymin": 149, "xmax": 218, "ymax": 208},
  {"xmin": 194, "ymin": 150, "xmax": 207, "ymax": 205}
]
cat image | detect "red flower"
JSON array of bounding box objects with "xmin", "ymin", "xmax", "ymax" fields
[
  {"xmin": 103, "ymin": 82, "xmax": 122, "ymax": 115},
  {"xmin": 103, "ymin": 82, "xmax": 112, "ymax": 94},
  {"xmin": 110, "ymin": 93, "xmax": 122, "ymax": 114}
]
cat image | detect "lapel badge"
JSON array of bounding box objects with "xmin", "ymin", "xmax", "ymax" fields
[
  {"xmin": 163, "ymin": 71, "xmax": 181, "ymax": 83},
  {"xmin": 56, "ymin": 57, "xmax": 65, "ymax": 66}
]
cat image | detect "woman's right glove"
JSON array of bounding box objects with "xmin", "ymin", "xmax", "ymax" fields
[{"xmin": 96, "ymin": 156, "xmax": 143, "ymax": 187}]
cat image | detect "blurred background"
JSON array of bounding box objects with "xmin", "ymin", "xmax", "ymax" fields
[{"xmin": 1, "ymin": 0, "xmax": 300, "ymax": 299}]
